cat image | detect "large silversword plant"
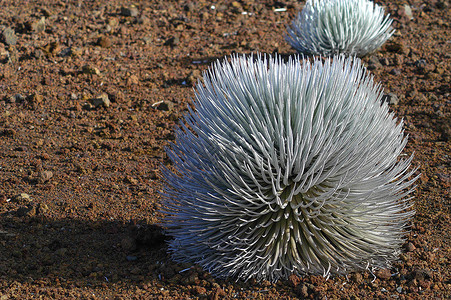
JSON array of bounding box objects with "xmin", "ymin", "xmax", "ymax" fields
[
  {"xmin": 162, "ymin": 54, "xmax": 417, "ymax": 282},
  {"xmin": 286, "ymin": 0, "xmax": 395, "ymax": 57}
]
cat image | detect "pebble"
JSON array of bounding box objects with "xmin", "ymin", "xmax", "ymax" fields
[
  {"xmin": 382, "ymin": 93, "xmax": 399, "ymax": 105},
  {"xmin": 385, "ymin": 41, "xmax": 407, "ymax": 54},
  {"xmin": 155, "ymin": 101, "xmax": 174, "ymax": 111},
  {"xmin": 31, "ymin": 17, "xmax": 46, "ymax": 33},
  {"xmin": 2, "ymin": 27, "xmax": 18, "ymax": 46},
  {"xmin": 12, "ymin": 193, "xmax": 32, "ymax": 204},
  {"xmin": 406, "ymin": 242, "xmax": 416, "ymax": 252},
  {"xmin": 126, "ymin": 255, "xmax": 138, "ymax": 261},
  {"xmin": 91, "ymin": 93, "xmax": 110, "ymax": 108},
  {"xmin": 390, "ymin": 68, "xmax": 401, "ymax": 75},
  {"xmin": 82, "ymin": 64, "xmax": 100, "ymax": 75},
  {"xmin": 376, "ymin": 268, "xmax": 392, "ymax": 281},
  {"xmin": 366, "ymin": 55, "xmax": 382, "ymax": 70},
  {"xmin": 27, "ymin": 93, "xmax": 44, "ymax": 108},
  {"xmin": 403, "ymin": 4, "xmax": 414, "ymax": 21},
  {"xmin": 186, "ymin": 70, "xmax": 201, "ymax": 86},
  {"xmin": 39, "ymin": 170, "xmax": 53, "ymax": 183},
  {"xmin": 164, "ymin": 36, "xmax": 180, "ymax": 47},
  {"xmin": 15, "ymin": 205, "xmax": 37, "ymax": 217},
  {"xmin": 41, "ymin": 41, "xmax": 61, "ymax": 56},
  {"xmin": 97, "ymin": 36, "xmax": 112, "ymax": 48},
  {"xmin": 121, "ymin": 6, "xmax": 139, "ymax": 17}
]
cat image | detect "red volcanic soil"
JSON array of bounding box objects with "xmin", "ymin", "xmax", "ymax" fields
[{"xmin": 0, "ymin": 0, "xmax": 449, "ymax": 299}]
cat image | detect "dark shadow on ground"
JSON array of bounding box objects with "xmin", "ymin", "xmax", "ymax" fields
[{"xmin": 0, "ymin": 215, "xmax": 172, "ymax": 286}]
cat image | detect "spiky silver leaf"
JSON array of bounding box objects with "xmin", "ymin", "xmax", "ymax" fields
[
  {"xmin": 286, "ymin": 0, "xmax": 395, "ymax": 57},
  {"xmin": 161, "ymin": 54, "xmax": 417, "ymax": 282}
]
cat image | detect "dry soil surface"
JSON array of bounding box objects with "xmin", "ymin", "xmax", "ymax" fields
[{"xmin": 0, "ymin": 0, "xmax": 450, "ymax": 299}]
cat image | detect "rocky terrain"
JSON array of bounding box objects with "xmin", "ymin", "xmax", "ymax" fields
[{"xmin": 0, "ymin": 0, "xmax": 449, "ymax": 299}]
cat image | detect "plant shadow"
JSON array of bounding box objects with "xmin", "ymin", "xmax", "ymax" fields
[{"xmin": 0, "ymin": 215, "xmax": 173, "ymax": 287}]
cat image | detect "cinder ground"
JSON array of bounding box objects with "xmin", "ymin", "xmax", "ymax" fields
[{"xmin": 0, "ymin": 0, "xmax": 449, "ymax": 299}]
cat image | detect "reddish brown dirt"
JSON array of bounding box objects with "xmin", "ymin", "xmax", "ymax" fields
[{"xmin": 0, "ymin": 0, "xmax": 449, "ymax": 299}]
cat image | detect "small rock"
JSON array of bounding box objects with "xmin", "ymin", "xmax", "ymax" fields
[
  {"xmin": 97, "ymin": 36, "xmax": 112, "ymax": 48},
  {"xmin": 390, "ymin": 68, "xmax": 401, "ymax": 75},
  {"xmin": 406, "ymin": 242, "xmax": 416, "ymax": 252},
  {"xmin": 164, "ymin": 36, "xmax": 180, "ymax": 47},
  {"xmin": 376, "ymin": 268, "xmax": 392, "ymax": 281},
  {"xmin": 385, "ymin": 41, "xmax": 407, "ymax": 54},
  {"xmin": 31, "ymin": 17, "xmax": 46, "ymax": 33},
  {"xmin": 16, "ymin": 205, "xmax": 37, "ymax": 217},
  {"xmin": 82, "ymin": 65, "xmax": 100, "ymax": 75},
  {"xmin": 155, "ymin": 101, "xmax": 174, "ymax": 111},
  {"xmin": 27, "ymin": 93, "xmax": 44, "ymax": 108},
  {"xmin": 126, "ymin": 255, "xmax": 137, "ymax": 261},
  {"xmin": 412, "ymin": 268, "xmax": 432, "ymax": 281},
  {"xmin": 415, "ymin": 59, "xmax": 434, "ymax": 74},
  {"xmin": 379, "ymin": 57, "xmax": 390, "ymax": 66},
  {"xmin": 382, "ymin": 93, "xmax": 399, "ymax": 105},
  {"xmin": 2, "ymin": 27, "xmax": 18, "ymax": 45},
  {"xmin": 186, "ymin": 70, "xmax": 202, "ymax": 86},
  {"xmin": 41, "ymin": 42, "xmax": 60, "ymax": 56},
  {"xmin": 39, "ymin": 170, "xmax": 53, "ymax": 183},
  {"xmin": 121, "ymin": 6, "xmax": 139, "ymax": 17},
  {"xmin": 12, "ymin": 193, "xmax": 32, "ymax": 204},
  {"xmin": 91, "ymin": 93, "xmax": 110, "ymax": 108},
  {"xmin": 402, "ymin": 4, "xmax": 414, "ymax": 20},
  {"xmin": 366, "ymin": 55, "xmax": 382, "ymax": 70},
  {"xmin": 13, "ymin": 94, "xmax": 25, "ymax": 103}
]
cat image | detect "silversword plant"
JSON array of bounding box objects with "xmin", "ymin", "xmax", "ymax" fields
[
  {"xmin": 286, "ymin": 0, "xmax": 395, "ymax": 56},
  {"xmin": 162, "ymin": 54, "xmax": 417, "ymax": 282}
]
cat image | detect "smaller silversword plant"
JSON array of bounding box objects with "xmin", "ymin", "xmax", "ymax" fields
[
  {"xmin": 286, "ymin": 0, "xmax": 395, "ymax": 57},
  {"xmin": 162, "ymin": 54, "xmax": 417, "ymax": 282}
]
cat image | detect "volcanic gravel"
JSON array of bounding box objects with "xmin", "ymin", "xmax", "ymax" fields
[{"xmin": 0, "ymin": 0, "xmax": 449, "ymax": 299}]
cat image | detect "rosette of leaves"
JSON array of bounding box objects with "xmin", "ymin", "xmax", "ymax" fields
[
  {"xmin": 286, "ymin": 0, "xmax": 395, "ymax": 56},
  {"xmin": 161, "ymin": 54, "xmax": 417, "ymax": 282}
]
